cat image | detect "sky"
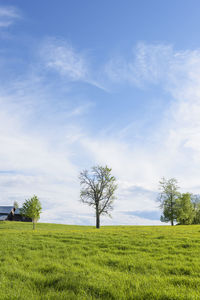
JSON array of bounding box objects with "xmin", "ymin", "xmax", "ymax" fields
[{"xmin": 0, "ymin": 0, "xmax": 200, "ymax": 225}]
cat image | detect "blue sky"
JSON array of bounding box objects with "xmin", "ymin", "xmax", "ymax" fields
[{"xmin": 1, "ymin": 1, "xmax": 200, "ymax": 225}]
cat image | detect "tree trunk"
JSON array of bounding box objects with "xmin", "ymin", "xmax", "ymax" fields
[
  {"xmin": 171, "ymin": 219, "xmax": 174, "ymax": 226},
  {"xmin": 96, "ymin": 209, "xmax": 100, "ymax": 229},
  {"xmin": 33, "ymin": 221, "xmax": 35, "ymax": 230}
]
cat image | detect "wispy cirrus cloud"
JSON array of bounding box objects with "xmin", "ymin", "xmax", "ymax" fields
[
  {"xmin": 42, "ymin": 39, "xmax": 88, "ymax": 81},
  {"xmin": 105, "ymin": 43, "xmax": 173, "ymax": 87},
  {"xmin": 40, "ymin": 38, "xmax": 108, "ymax": 91},
  {"xmin": 0, "ymin": 6, "xmax": 20, "ymax": 28},
  {"xmin": 105, "ymin": 42, "xmax": 200, "ymax": 93}
]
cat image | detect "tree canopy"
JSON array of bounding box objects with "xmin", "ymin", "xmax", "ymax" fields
[
  {"xmin": 20, "ymin": 195, "xmax": 42, "ymax": 230},
  {"xmin": 159, "ymin": 177, "xmax": 180, "ymax": 226},
  {"xmin": 176, "ymin": 193, "xmax": 194, "ymax": 225}
]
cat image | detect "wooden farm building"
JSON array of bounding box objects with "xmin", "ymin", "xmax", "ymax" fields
[{"xmin": 0, "ymin": 206, "xmax": 31, "ymax": 222}]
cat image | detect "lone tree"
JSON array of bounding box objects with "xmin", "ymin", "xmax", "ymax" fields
[
  {"xmin": 158, "ymin": 177, "xmax": 180, "ymax": 226},
  {"xmin": 20, "ymin": 195, "xmax": 42, "ymax": 230},
  {"xmin": 79, "ymin": 165, "xmax": 117, "ymax": 229}
]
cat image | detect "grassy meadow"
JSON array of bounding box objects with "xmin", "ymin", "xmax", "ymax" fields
[{"xmin": 0, "ymin": 222, "xmax": 200, "ymax": 299}]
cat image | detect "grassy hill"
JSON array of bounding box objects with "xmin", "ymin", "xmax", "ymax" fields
[{"xmin": 0, "ymin": 222, "xmax": 200, "ymax": 299}]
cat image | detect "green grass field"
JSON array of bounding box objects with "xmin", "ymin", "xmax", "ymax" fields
[{"xmin": 0, "ymin": 222, "xmax": 200, "ymax": 299}]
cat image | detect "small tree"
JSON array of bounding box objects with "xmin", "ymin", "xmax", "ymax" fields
[
  {"xmin": 20, "ymin": 195, "xmax": 42, "ymax": 230},
  {"xmin": 176, "ymin": 193, "xmax": 194, "ymax": 225},
  {"xmin": 158, "ymin": 177, "xmax": 180, "ymax": 226},
  {"xmin": 79, "ymin": 165, "xmax": 117, "ymax": 228}
]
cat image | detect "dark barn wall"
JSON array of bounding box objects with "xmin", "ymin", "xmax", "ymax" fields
[
  {"xmin": 0, "ymin": 207, "xmax": 32, "ymax": 222},
  {"xmin": 13, "ymin": 214, "xmax": 32, "ymax": 222}
]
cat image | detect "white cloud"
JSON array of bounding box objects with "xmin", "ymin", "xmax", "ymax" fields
[
  {"xmin": 101, "ymin": 211, "xmax": 163, "ymax": 226},
  {"xmin": 42, "ymin": 39, "xmax": 88, "ymax": 81},
  {"xmin": 0, "ymin": 6, "xmax": 20, "ymax": 27},
  {"xmin": 105, "ymin": 43, "xmax": 174, "ymax": 87},
  {"xmin": 40, "ymin": 38, "xmax": 107, "ymax": 91}
]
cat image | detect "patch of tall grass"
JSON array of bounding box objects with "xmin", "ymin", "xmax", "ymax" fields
[{"xmin": 0, "ymin": 222, "xmax": 200, "ymax": 299}]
